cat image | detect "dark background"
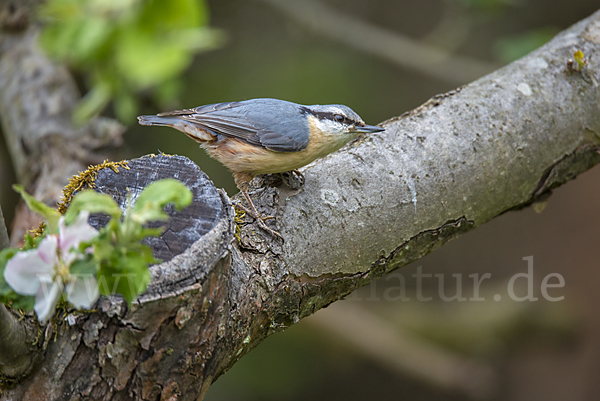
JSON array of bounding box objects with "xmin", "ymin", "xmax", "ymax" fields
[{"xmin": 2, "ymin": 0, "xmax": 600, "ymax": 400}]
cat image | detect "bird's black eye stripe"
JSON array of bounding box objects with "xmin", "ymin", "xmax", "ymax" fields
[
  {"xmin": 300, "ymin": 107, "xmax": 356, "ymax": 125},
  {"xmin": 332, "ymin": 114, "xmax": 354, "ymax": 125}
]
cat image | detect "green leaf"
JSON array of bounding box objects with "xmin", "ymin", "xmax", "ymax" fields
[
  {"xmin": 171, "ymin": 27, "xmax": 225, "ymax": 51},
  {"xmin": 136, "ymin": 244, "xmax": 159, "ymax": 265},
  {"xmin": 140, "ymin": 0, "xmax": 205, "ymax": 31},
  {"xmin": 40, "ymin": 16, "xmax": 114, "ymax": 65},
  {"xmin": 70, "ymin": 16, "xmax": 114, "ymax": 62},
  {"xmin": 72, "ymin": 81, "xmax": 112, "ymax": 125},
  {"xmin": 115, "ymin": 27, "xmax": 191, "ymax": 89},
  {"xmin": 131, "ymin": 179, "xmax": 192, "ymax": 224},
  {"xmin": 5, "ymin": 294, "xmax": 36, "ymax": 311},
  {"xmin": 13, "ymin": 185, "xmax": 61, "ymax": 233},
  {"xmin": 22, "ymin": 232, "xmax": 45, "ymax": 251},
  {"xmin": 64, "ymin": 190, "xmax": 122, "ymax": 225},
  {"xmin": 97, "ymin": 250, "xmax": 151, "ymax": 303},
  {"xmin": 91, "ymin": 231, "xmax": 115, "ymax": 262},
  {"xmin": 70, "ymin": 254, "xmax": 99, "ymax": 276},
  {"xmin": 139, "ymin": 227, "xmax": 165, "ymax": 238},
  {"xmin": 38, "ymin": 0, "xmax": 222, "ymax": 124}
]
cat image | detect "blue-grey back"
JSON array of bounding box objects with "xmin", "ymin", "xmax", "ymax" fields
[{"xmin": 185, "ymin": 98, "xmax": 311, "ymax": 152}]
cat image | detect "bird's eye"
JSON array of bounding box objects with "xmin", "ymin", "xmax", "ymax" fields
[{"xmin": 334, "ymin": 114, "xmax": 345, "ymax": 123}]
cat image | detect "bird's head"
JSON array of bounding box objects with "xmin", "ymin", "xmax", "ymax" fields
[{"xmin": 302, "ymin": 104, "xmax": 384, "ymax": 138}]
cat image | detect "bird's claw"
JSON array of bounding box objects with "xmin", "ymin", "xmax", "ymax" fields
[
  {"xmin": 233, "ymin": 202, "xmax": 282, "ymax": 240},
  {"xmin": 234, "ymin": 203, "xmax": 274, "ymax": 221},
  {"xmin": 280, "ymin": 170, "xmax": 305, "ymax": 190},
  {"xmin": 256, "ymin": 219, "xmax": 283, "ymax": 239}
]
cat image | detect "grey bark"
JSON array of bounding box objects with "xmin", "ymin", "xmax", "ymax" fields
[
  {"xmin": 0, "ymin": 206, "xmax": 8, "ymax": 251},
  {"xmin": 0, "ymin": 0, "xmax": 124, "ymax": 387},
  {"xmin": 1, "ymin": 6, "xmax": 600, "ymax": 401},
  {"xmin": 0, "ymin": 304, "xmax": 35, "ymax": 378},
  {"xmin": 0, "ymin": 7, "xmax": 125, "ymax": 246}
]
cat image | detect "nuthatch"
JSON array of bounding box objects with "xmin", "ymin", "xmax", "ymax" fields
[{"xmin": 138, "ymin": 98, "xmax": 384, "ymax": 237}]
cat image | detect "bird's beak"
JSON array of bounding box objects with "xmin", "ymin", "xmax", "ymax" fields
[{"xmin": 353, "ymin": 124, "xmax": 385, "ymax": 133}]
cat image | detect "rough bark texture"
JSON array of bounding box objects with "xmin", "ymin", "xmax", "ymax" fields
[
  {"xmin": 0, "ymin": 2, "xmax": 125, "ymax": 246},
  {"xmin": 2, "ymin": 7, "xmax": 600, "ymax": 401}
]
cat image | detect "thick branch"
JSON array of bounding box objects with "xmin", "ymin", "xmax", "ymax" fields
[
  {"xmin": 2, "ymin": 8, "xmax": 600, "ymax": 401},
  {"xmin": 0, "ymin": 304, "xmax": 31, "ymax": 377},
  {"xmin": 275, "ymin": 12, "xmax": 600, "ymax": 278},
  {"xmin": 0, "ymin": 1, "xmax": 125, "ymax": 382},
  {"xmin": 0, "ymin": 10, "xmax": 124, "ymax": 245},
  {"xmin": 0, "ymin": 206, "xmax": 27, "ymax": 378}
]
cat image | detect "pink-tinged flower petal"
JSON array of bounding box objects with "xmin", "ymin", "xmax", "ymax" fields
[
  {"xmin": 37, "ymin": 235, "xmax": 59, "ymax": 266},
  {"xmin": 66, "ymin": 275, "xmax": 99, "ymax": 309},
  {"xmin": 58, "ymin": 211, "xmax": 98, "ymax": 256},
  {"xmin": 4, "ymin": 236, "xmax": 57, "ymax": 295},
  {"xmin": 34, "ymin": 278, "xmax": 63, "ymax": 322}
]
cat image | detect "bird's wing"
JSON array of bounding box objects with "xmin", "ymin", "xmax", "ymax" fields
[{"xmin": 158, "ymin": 100, "xmax": 310, "ymax": 152}]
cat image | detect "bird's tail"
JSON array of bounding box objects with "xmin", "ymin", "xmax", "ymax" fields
[
  {"xmin": 137, "ymin": 115, "xmax": 215, "ymax": 142},
  {"xmin": 138, "ymin": 115, "xmax": 181, "ymax": 127}
]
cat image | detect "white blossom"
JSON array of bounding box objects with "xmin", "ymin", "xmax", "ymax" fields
[{"xmin": 4, "ymin": 211, "xmax": 99, "ymax": 322}]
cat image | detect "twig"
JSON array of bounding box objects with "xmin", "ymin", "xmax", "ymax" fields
[
  {"xmin": 255, "ymin": 0, "xmax": 500, "ymax": 84},
  {"xmin": 0, "ymin": 205, "xmax": 8, "ymax": 251},
  {"xmin": 305, "ymin": 302, "xmax": 496, "ymax": 399}
]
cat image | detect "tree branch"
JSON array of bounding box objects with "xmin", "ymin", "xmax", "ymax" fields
[
  {"xmin": 0, "ymin": 7, "xmax": 125, "ymax": 246},
  {"xmin": 0, "ymin": 304, "xmax": 32, "ymax": 378},
  {"xmin": 254, "ymin": 0, "xmax": 500, "ymax": 84},
  {"xmin": 0, "ymin": 205, "xmax": 8, "ymax": 251},
  {"xmin": 305, "ymin": 302, "xmax": 496, "ymax": 399},
  {"xmin": 1, "ymin": 7, "xmax": 600, "ymax": 401},
  {"xmin": 0, "ymin": 0, "xmax": 124, "ymax": 382}
]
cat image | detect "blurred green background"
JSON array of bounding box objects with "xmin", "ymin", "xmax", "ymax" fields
[{"xmin": 2, "ymin": 0, "xmax": 600, "ymax": 400}]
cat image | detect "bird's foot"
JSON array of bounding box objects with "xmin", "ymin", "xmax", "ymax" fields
[
  {"xmin": 280, "ymin": 169, "xmax": 305, "ymax": 190},
  {"xmin": 234, "ymin": 203, "xmax": 275, "ymax": 222},
  {"xmin": 234, "ymin": 193, "xmax": 283, "ymax": 240}
]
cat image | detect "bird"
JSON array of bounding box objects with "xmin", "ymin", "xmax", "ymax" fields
[{"xmin": 138, "ymin": 98, "xmax": 384, "ymax": 238}]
